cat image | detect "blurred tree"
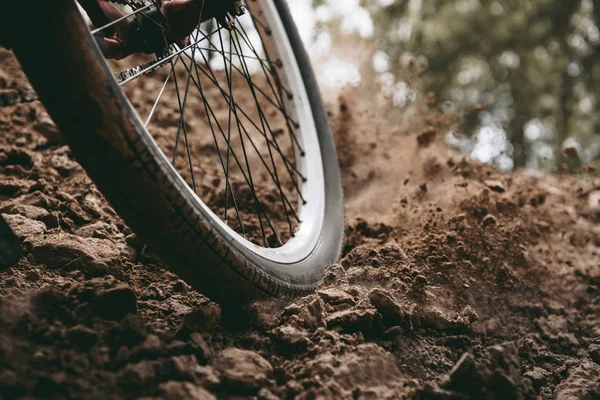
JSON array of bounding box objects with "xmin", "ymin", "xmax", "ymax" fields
[{"xmin": 313, "ymin": 0, "xmax": 600, "ymax": 171}]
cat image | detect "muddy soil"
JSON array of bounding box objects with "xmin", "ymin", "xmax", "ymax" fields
[{"xmin": 1, "ymin": 46, "xmax": 600, "ymax": 399}]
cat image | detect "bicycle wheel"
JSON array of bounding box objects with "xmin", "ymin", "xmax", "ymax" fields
[{"xmin": 5, "ymin": 0, "xmax": 344, "ymax": 304}]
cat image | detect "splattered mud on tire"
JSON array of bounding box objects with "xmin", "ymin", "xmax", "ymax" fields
[{"xmin": 1, "ymin": 47, "xmax": 600, "ymax": 399}]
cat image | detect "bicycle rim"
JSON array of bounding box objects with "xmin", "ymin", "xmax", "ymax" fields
[{"xmin": 83, "ymin": 1, "xmax": 326, "ymax": 264}]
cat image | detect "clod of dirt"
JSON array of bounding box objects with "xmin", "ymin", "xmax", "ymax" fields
[
  {"xmin": 158, "ymin": 380, "xmax": 216, "ymax": 400},
  {"xmin": 417, "ymin": 127, "xmax": 437, "ymax": 147},
  {"xmin": 482, "ymin": 214, "xmax": 497, "ymax": 227},
  {"xmin": 32, "ymin": 115, "xmax": 64, "ymax": 145},
  {"xmin": 65, "ymin": 325, "xmax": 99, "ymax": 349},
  {"xmin": 69, "ymin": 276, "xmax": 137, "ymax": 321},
  {"xmin": 590, "ymin": 344, "xmax": 600, "ymax": 365},
  {"xmin": 368, "ymin": 287, "xmax": 406, "ymax": 327},
  {"xmin": 484, "ymin": 179, "xmax": 506, "ymax": 193},
  {"xmin": 188, "ymin": 332, "xmax": 213, "ymax": 362},
  {"xmin": 317, "ymin": 287, "xmax": 356, "ymax": 307},
  {"xmin": 26, "ymin": 233, "xmax": 124, "ymax": 277},
  {"xmin": 211, "ymin": 348, "xmax": 273, "ymax": 393},
  {"xmin": 176, "ymin": 304, "xmax": 222, "ymax": 338},
  {"xmin": 292, "ymin": 343, "xmax": 406, "ymax": 398},
  {"xmin": 554, "ymin": 360, "xmax": 600, "ymax": 399},
  {"xmin": 563, "ymin": 146, "xmax": 580, "ymax": 160},
  {"xmin": 2, "ymin": 213, "xmax": 46, "ymax": 238},
  {"xmin": 424, "ymin": 343, "xmax": 535, "ymax": 399},
  {"xmin": 326, "ymin": 306, "xmax": 377, "ymax": 334},
  {"xmin": 0, "ymin": 203, "xmax": 49, "ymax": 220},
  {"xmin": 271, "ymin": 325, "xmax": 311, "ymax": 349}
]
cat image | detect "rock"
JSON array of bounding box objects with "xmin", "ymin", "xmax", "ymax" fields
[
  {"xmin": 326, "ymin": 307, "xmax": 376, "ymax": 334},
  {"xmin": 176, "ymin": 305, "xmax": 221, "ymax": 337},
  {"xmin": 272, "ymin": 325, "xmax": 311, "ymax": 348},
  {"xmin": 590, "ymin": 344, "xmax": 600, "ymax": 365},
  {"xmin": 484, "ymin": 180, "xmax": 506, "ymax": 193},
  {"xmin": 368, "ymin": 288, "xmax": 405, "ymax": 326},
  {"xmin": 554, "ymin": 360, "xmax": 600, "ymax": 400},
  {"xmin": 317, "ymin": 288, "xmax": 355, "ymax": 307},
  {"xmin": 65, "ymin": 325, "xmax": 98, "ymax": 349},
  {"xmin": 2, "ymin": 213, "xmax": 46, "ymax": 238},
  {"xmin": 211, "ymin": 348, "xmax": 272, "ymax": 392},
  {"xmin": 26, "ymin": 233, "xmax": 122, "ymax": 277},
  {"xmin": 158, "ymin": 381, "xmax": 216, "ymax": 400},
  {"xmin": 188, "ymin": 332, "xmax": 213, "ymax": 362}
]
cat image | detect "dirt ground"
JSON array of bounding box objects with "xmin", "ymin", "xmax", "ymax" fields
[{"xmin": 1, "ymin": 45, "xmax": 600, "ymax": 399}]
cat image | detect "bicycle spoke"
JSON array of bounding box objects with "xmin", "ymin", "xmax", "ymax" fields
[
  {"xmin": 179, "ymin": 50, "xmax": 305, "ymax": 182},
  {"xmin": 171, "ymin": 0, "xmax": 208, "ymax": 194},
  {"xmin": 90, "ymin": 4, "xmax": 152, "ymax": 35},
  {"xmin": 180, "ymin": 50, "xmax": 306, "ymax": 204},
  {"xmin": 231, "ymin": 30, "xmax": 293, "ymax": 237},
  {"xmin": 218, "ymin": 27, "xmax": 235, "ymax": 226},
  {"xmin": 178, "ymin": 51, "xmax": 282, "ymax": 244},
  {"xmin": 101, "ymin": 2, "xmax": 312, "ymax": 247},
  {"xmin": 197, "ymin": 29, "xmax": 301, "ymax": 131},
  {"xmin": 235, "ymin": 24, "xmax": 303, "ymax": 152},
  {"xmin": 145, "ymin": 55, "xmax": 180, "ymax": 127},
  {"xmin": 118, "ymin": 33, "xmax": 216, "ymax": 86},
  {"xmin": 187, "ymin": 46, "xmax": 247, "ymax": 236}
]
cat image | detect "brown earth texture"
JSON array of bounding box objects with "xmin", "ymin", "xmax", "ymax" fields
[{"xmin": 2, "ymin": 45, "xmax": 600, "ymax": 400}]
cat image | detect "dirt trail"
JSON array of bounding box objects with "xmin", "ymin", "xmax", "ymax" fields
[{"xmin": 1, "ymin": 47, "xmax": 600, "ymax": 399}]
